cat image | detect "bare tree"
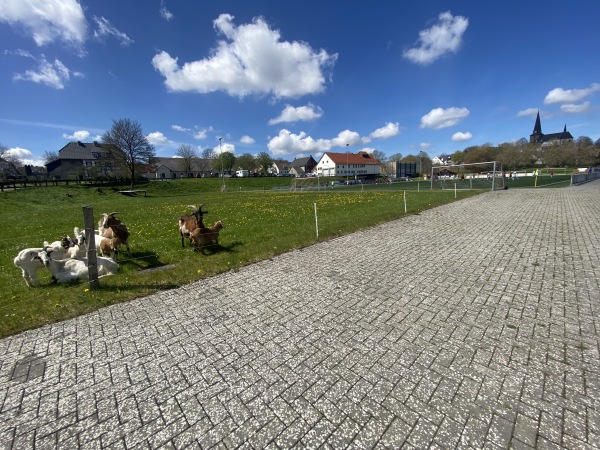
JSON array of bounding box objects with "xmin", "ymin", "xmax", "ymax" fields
[
  {"xmin": 388, "ymin": 153, "xmax": 403, "ymax": 163},
  {"xmin": 102, "ymin": 118, "xmax": 155, "ymax": 188},
  {"xmin": 371, "ymin": 149, "xmax": 387, "ymax": 163},
  {"xmin": 42, "ymin": 150, "xmax": 59, "ymax": 164},
  {"xmin": 176, "ymin": 144, "xmax": 198, "ymax": 177}
]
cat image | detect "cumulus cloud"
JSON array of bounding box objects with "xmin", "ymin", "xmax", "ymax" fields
[
  {"xmin": 13, "ymin": 55, "xmax": 80, "ymax": 89},
  {"xmin": 160, "ymin": 1, "xmax": 173, "ymax": 21},
  {"xmin": 0, "ymin": 0, "xmax": 87, "ymax": 47},
  {"xmin": 544, "ymin": 83, "xmax": 600, "ymax": 104},
  {"xmin": 268, "ymin": 104, "xmax": 323, "ymax": 125},
  {"xmin": 419, "ymin": 142, "xmax": 432, "ymax": 150},
  {"xmin": 370, "ymin": 122, "xmax": 400, "ymax": 139},
  {"xmin": 63, "ymin": 130, "xmax": 90, "ymax": 140},
  {"xmin": 152, "ymin": 14, "xmax": 338, "ymax": 98},
  {"xmin": 146, "ymin": 131, "xmax": 170, "ymax": 145},
  {"xmin": 267, "ymin": 124, "xmax": 393, "ymax": 157},
  {"xmin": 268, "ymin": 129, "xmax": 329, "ymax": 156},
  {"xmin": 403, "ymin": 11, "xmax": 468, "ymax": 65},
  {"xmin": 93, "ymin": 16, "xmax": 133, "ymax": 46},
  {"xmin": 240, "ymin": 135, "xmax": 255, "ymax": 144},
  {"xmin": 561, "ymin": 102, "xmax": 590, "ymax": 114},
  {"xmin": 420, "ymin": 107, "xmax": 469, "ymax": 129},
  {"xmin": 517, "ymin": 108, "xmax": 539, "ymax": 118},
  {"xmin": 452, "ymin": 131, "xmax": 472, "ymax": 142}
]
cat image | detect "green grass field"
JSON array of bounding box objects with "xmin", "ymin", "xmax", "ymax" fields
[{"xmin": 0, "ymin": 174, "xmax": 562, "ymax": 337}]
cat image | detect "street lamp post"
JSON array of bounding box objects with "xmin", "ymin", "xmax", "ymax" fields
[
  {"xmin": 219, "ymin": 137, "xmax": 225, "ymax": 191},
  {"xmin": 346, "ymin": 143, "xmax": 349, "ymax": 184}
]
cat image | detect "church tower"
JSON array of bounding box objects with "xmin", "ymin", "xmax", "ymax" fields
[{"xmin": 530, "ymin": 111, "xmax": 543, "ymax": 143}]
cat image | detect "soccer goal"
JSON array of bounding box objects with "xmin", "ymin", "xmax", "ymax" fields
[
  {"xmin": 430, "ymin": 161, "xmax": 505, "ymax": 191},
  {"xmin": 292, "ymin": 176, "xmax": 327, "ymax": 192}
]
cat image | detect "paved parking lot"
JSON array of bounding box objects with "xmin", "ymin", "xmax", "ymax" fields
[{"xmin": 1, "ymin": 182, "xmax": 599, "ymax": 449}]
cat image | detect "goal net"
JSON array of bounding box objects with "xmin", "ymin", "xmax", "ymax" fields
[
  {"xmin": 430, "ymin": 161, "xmax": 505, "ymax": 191},
  {"xmin": 292, "ymin": 176, "xmax": 325, "ymax": 192}
]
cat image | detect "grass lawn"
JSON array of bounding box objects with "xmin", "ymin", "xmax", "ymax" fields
[{"xmin": 0, "ymin": 175, "xmax": 537, "ymax": 337}]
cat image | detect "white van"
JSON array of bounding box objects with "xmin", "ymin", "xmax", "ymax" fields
[{"xmin": 236, "ymin": 170, "xmax": 249, "ymax": 177}]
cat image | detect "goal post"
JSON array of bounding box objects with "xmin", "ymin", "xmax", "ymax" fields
[{"xmin": 430, "ymin": 161, "xmax": 505, "ymax": 191}]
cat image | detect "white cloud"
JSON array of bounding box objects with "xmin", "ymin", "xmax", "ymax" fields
[
  {"xmin": 146, "ymin": 131, "xmax": 169, "ymax": 145},
  {"xmin": 331, "ymin": 130, "xmax": 362, "ymax": 147},
  {"xmin": 560, "ymin": 102, "xmax": 590, "ymax": 114},
  {"xmin": 403, "ymin": 11, "xmax": 468, "ymax": 65},
  {"xmin": 420, "ymin": 107, "xmax": 469, "ymax": 129},
  {"xmin": 172, "ymin": 125, "xmax": 191, "ymax": 133},
  {"xmin": 517, "ymin": 108, "xmax": 539, "ymax": 118},
  {"xmin": 370, "ymin": 122, "xmax": 400, "ymax": 139},
  {"xmin": 544, "ymin": 83, "xmax": 600, "ymax": 104},
  {"xmin": 419, "ymin": 142, "xmax": 432, "ymax": 150},
  {"xmin": 63, "ymin": 130, "xmax": 90, "ymax": 140},
  {"xmin": 215, "ymin": 142, "xmax": 236, "ymax": 155},
  {"xmin": 0, "ymin": 0, "xmax": 87, "ymax": 47},
  {"xmin": 268, "ymin": 104, "xmax": 323, "ymax": 125},
  {"xmin": 93, "ymin": 16, "xmax": 133, "ymax": 46},
  {"xmin": 13, "ymin": 56, "xmax": 74, "ymax": 89},
  {"xmin": 152, "ymin": 14, "xmax": 338, "ymax": 98},
  {"xmin": 5, "ymin": 147, "xmax": 33, "ymax": 159},
  {"xmin": 268, "ymin": 129, "xmax": 330, "ymax": 156},
  {"xmin": 451, "ymin": 131, "xmax": 472, "ymax": 142},
  {"xmin": 240, "ymin": 136, "xmax": 255, "ymax": 144},
  {"xmin": 160, "ymin": 1, "xmax": 173, "ymax": 21}
]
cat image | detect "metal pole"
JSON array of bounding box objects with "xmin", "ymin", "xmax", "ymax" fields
[
  {"xmin": 314, "ymin": 203, "xmax": 319, "ymax": 240},
  {"xmin": 83, "ymin": 206, "xmax": 99, "ymax": 289}
]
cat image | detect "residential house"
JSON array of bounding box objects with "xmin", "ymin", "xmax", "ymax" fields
[
  {"xmin": 316, "ymin": 151, "xmax": 381, "ymax": 178},
  {"xmin": 529, "ymin": 111, "xmax": 573, "ymax": 144},
  {"xmin": 141, "ymin": 157, "xmax": 213, "ymax": 179},
  {"xmin": 46, "ymin": 141, "xmax": 127, "ymax": 180},
  {"xmin": 270, "ymin": 159, "xmax": 291, "ymax": 175},
  {"xmin": 289, "ymin": 156, "xmax": 317, "ymax": 177},
  {"xmin": 432, "ymin": 154, "xmax": 452, "ymax": 166}
]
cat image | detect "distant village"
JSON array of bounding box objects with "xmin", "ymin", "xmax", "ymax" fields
[{"xmin": 1, "ymin": 113, "xmax": 598, "ymax": 183}]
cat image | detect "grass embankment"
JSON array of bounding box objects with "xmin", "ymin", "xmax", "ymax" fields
[{"xmin": 1, "ymin": 177, "xmax": 484, "ymax": 337}]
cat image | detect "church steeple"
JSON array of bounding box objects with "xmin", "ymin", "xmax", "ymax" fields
[
  {"xmin": 533, "ymin": 111, "xmax": 542, "ymax": 134},
  {"xmin": 529, "ymin": 111, "xmax": 544, "ymax": 143}
]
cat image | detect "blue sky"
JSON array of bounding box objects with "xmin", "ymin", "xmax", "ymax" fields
[{"xmin": 1, "ymin": 0, "xmax": 599, "ymax": 166}]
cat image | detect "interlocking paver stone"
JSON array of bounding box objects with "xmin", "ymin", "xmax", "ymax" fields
[{"xmin": 1, "ymin": 181, "xmax": 600, "ymax": 448}]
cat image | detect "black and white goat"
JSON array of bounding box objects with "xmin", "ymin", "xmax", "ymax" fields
[
  {"xmin": 38, "ymin": 246, "xmax": 119, "ymax": 283},
  {"xmin": 179, "ymin": 204, "xmax": 208, "ymax": 248}
]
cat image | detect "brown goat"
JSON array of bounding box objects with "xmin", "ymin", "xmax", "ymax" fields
[
  {"xmin": 98, "ymin": 212, "xmax": 130, "ymax": 252},
  {"xmin": 179, "ymin": 204, "xmax": 208, "ymax": 248},
  {"xmin": 190, "ymin": 220, "xmax": 224, "ymax": 254},
  {"xmin": 98, "ymin": 236, "xmax": 122, "ymax": 260}
]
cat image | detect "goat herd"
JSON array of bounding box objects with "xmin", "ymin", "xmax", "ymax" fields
[{"xmin": 13, "ymin": 204, "xmax": 224, "ymax": 287}]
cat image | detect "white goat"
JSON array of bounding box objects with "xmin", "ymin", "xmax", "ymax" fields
[
  {"xmin": 66, "ymin": 227, "xmax": 87, "ymax": 259},
  {"xmin": 14, "ymin": 243, "xmax": 68, "ymax": 287},
  {"xmin": 38, "ymin": 246, "xmax": 119, "ymax": 283}
]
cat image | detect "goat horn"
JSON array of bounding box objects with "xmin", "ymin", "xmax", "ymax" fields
[{"xmin": 109, "ymin": 212, "xmax": 119, "ymax": 216}]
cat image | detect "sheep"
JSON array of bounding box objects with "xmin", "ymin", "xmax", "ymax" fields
[
  {"xmin": 179, "ymin": 204, "xmax": 208, "ymax": 248},
  {"xmin": 66, "ymin": 227, "xmax": 87, "ymax": 259},
  {"xmin": 38, "ymin": 246, "xmax": 119, "ymax": 284},
  {"xmin": 98, "ymin": 212, "xmax": 130, "ymax": 253},
  {"xmin": 190, "ymin": 220, "xmax": 224, "ymax": 254},
  {"xmin": 14, "ymin": 242, "xmax": 68, "ymax": 287}
]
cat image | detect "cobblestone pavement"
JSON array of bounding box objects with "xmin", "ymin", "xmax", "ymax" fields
[{"xmin": 1, "ymin": 182, "xmax": 599, "ymax": 449}]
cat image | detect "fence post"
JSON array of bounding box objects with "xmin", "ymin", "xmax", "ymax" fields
[
  {"xmin": 83, "ymin": 206, "xmax": 100, "ymax": 289},
  {"xmin": 314, "ymin": 203, "xmax": 319, "ymax": 240}
]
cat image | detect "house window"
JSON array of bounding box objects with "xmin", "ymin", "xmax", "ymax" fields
[{"xmin": 92, "ymin": 152, "xmax": 101, "ymax": 158}]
